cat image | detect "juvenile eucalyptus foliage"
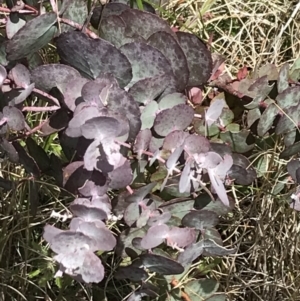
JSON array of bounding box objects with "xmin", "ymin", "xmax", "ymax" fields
[{"xmin": 4, "ymin": 0, "xmax": 300, "ymax": 300}]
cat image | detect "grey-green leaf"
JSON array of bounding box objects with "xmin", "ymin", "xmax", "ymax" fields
[
  {"xmin": 6, "ymin": 12, "xmax": 58, "ymax": 61},
  {"xmin": 257, "ymin": 103, "xmax": 278, "ymax": 136},
  {"xmin": 120, "ymin": 41, "xmax": 173, "ymax": 88},
  {"xmin": 280, "ymin": 141, "xmax": 300, "ymax": 159},
  {"xmin": 59, "ymin": 0, "xmax": 88, "ymax": 33},
  {"xmin": 276, "ymin": 86, "xmax": 300, "ymax": 109},
  {"xmin": 31, "ymin": 63, "xmax": 81, "ymax": 93},
  {"xmin": 147, "ymin": 31, "xmax": 189, "ymax": 90},
  {"xmin": 56, "ymin": 31, "xmax": 132, "ymax": 87},
  {"xmin": 277, "ymin": 63, "xmax": 289, "ymax": 93},
  {"xmin": 185, "ymin": 279, "xmax": 219, "ymax": 300},
  {"xmin": 220, "ymin": 129, "xmax": 255, "ymax": 153},
  {"xmin": 118, "ymin": 8, "xmax": 176, "ymax": 40},
  {"xmin": 176, "ymin": 31, "xmax": 212, "ymax": 87}
]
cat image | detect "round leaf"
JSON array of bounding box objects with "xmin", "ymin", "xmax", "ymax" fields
[
  {"xmin": 185, "ymin": 279, "xmax": 219, "ymax": 300},
  {"xmin": 56, "ymin": 31, "xmax": 132, "ymax": 87},
  {"xmin": 120, "ymin": 41, "xmax": 174, "ymax": 89},
  {"xmin": 6, "ymin": 12, "xmax": 58, "ymax": 61},
  {"xmin": 9, "ymin": 63, "xmax": 30, "ymax": 87},
  {"xmin": 176, "ymin": 31, "xmax": 212, "ymax": 87},
  {"xmin": 147, "ymin": 31, "xmax": 189, "ymax": 90},
  {"xmin": 139, "ymin": 253, "xmax": 184, "ymax": 275},
  {"xmin": 3, "ymin": 106, "xmax": 25, "ymax": 131},
  {"xmin": 115, "ymin": 266, "xmax": 148, "ymax": 282},
  {"xmin": 182, "ymin": 210, "xmax": 219, "ymax": 230},
  {"xmin": 31, "ymin": 63, "xmax": 81, "ymax": 93},
  {"xmin": 154, "ymin": 104, "xmax": 194, "ymax": 137}
]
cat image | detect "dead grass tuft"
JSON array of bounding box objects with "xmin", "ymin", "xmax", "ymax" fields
[{"xmin": 168, "ymin": 0, "xmax": 300, "ymax": 72}]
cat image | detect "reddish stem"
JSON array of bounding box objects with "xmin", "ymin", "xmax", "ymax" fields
[
  {"xmin": 22, "ymin": 106, "xmax": 60, "ymax": 112},
  {"xmin": 24, "ymin": 4, "xmax": 38, "ymax": 14},
  {"xmin": 31, "ymin": 88, "xmax": 60, "ymax": 107},
  {"xmin": 126, "ymin": 185, "xmax": 134, "ymax": 194},
  {"xmin": 8, "ymin": 119, "xmax": 49, "ymax": 142},
  {"xmin": 59, "ymin": 17, "xmax": 99, "ymax": 39},
  {"xmin": 0, "ymin": 117, "xmax": 7, "ymax": 126}
]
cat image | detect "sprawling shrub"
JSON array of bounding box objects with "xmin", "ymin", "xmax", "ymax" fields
[{"xmin": 1, "ymin": 0, "xmax": 299, "ymax": 300}]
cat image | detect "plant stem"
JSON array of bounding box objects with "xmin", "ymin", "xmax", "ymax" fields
[
  {"xmin": 59, "ymin": 17, "xmax": 99, "ymax": 39},
  {"xmin": 0, "ymin": 117, "xmax": 7, "ymax": 126},
  {"xmin": 22, "ymin": 106, "xmax": 60, "ymax": 112}
]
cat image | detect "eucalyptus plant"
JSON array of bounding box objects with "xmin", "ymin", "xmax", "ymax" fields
[{"xmin": 6, "ymin": 0, "xmax": 300, "ymax": 300}]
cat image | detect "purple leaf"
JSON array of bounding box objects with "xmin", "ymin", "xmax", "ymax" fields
[
  {"xmin": 43, "ymin": 224, "xmax": 64, "ymax": 243},
  {"xmin": 215, "ymin": 154, "xmax": 233, "ymax": 180},
  {"xmin": 195, "ymin": 152, "xmax": 222, "ymax": 169},
  {"xmin": 108, "ymin": 160, "xmax": 133, "ymax": 189},
  {"xmin": 124, "ymin": 202, "xmax": 140, "ymax": 227},
  {"xmin": 163, "ymin": 130, "xmax": 189, "ymax": 152},
  {"xmin": 133, "ymin": 129, "xmax": 152, "ymax": 159},
  {"xmin": 69, "ymin": 217, "xmax": 106, "ymax": 231},
  {"xmin": 55, "ymin": 249, "xmax": 105, "ymax": 283},
  {"xmin": 166, "ymin": 145, "xmax": 183, "ymax": 170},
  {"xmin": 81, "ymin": 116, "xmax": 127, "ymax": 140},
  {"xmin": 3, "ymin": 106, "xmax": 25, "ymax": 131},
  {"xmin": 167, "ymin": 226, "xmax": 196, "ymax": 248},
  {"xmin": 54, "ymin": 248, "xmax": 86, "ymax": 276},
  {"xmin": 69, "ymin": 198, "xmax": 108, "ymax": 221},
  {"xmin": 183, "ymin": 134, "xmax": 211, "ymax": 156},
  {"xmin": 182, "ymin": 210, "xmax": 219, "ymax": 230},
  {"xmin": 48, "ymin": 231, "xmax": 97, "ymax": 253},
  {"xmin": 63, "ymin": 77, "xmax": 89, "ymax": 111},
  {"xmin": 179, "ymin": 159, "xmax": 193, "ymax": 193},
  {"xmin": 9, "ymin": 64, "xmax": 30, "ymax": 87},
  {"xmin": 31, "ymin": 64, "xmax": 81, "ymax": 93},
  {"xmin": 83, "ymin": 139, "xmax": 102, "ymax": 171},
  {"xmin": 177, "ymin": 240, "xmax": 204, "ymax": 266},
  {"xmin": 78, "ymin": 251, "xmax": 105, "ymax": 283},
  {"xmin": 75, "ymin": 221, "xmax": 116, "ymax": 251},
  {"xmin": 140, "ymin": 224, "xmax": 169, "ymax": 249},
  {"xmin": 96, "ymin": 138, "xmax": 125, "ymax": 173},
  {"xmin": 205, "ymin": 98, "xmax": 225, "ymax": 126},
  {"xmin": 78, "ymin": 171, "xmax": 109, "ymax": 197},
  {"xmin": 126, "ymin": 182, "xmax": 156, "ymax": 203},
  {"xmin": 208, "ymin": 169, "xmax": 230, "ymax": 207},
  {"xmin": 147, "ymin": 210, "xmax": 171, "ymax": 226},
  {"xmin": 154, "ymin": 104, "xmax": 194, "ymax": 137},
  {"xmin": 91, "ymin": 195, "xmax": 112, "ymax": 215}
]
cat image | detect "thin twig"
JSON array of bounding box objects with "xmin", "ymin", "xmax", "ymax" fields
[
  {"xmin": 59, "ymin": 17, "xmax": 99, "ymax": 39},
  {"xmin": 82, "ymin": 0, "xmax": 97, "ymax": 32},
  {"xmin": 8, "ymin": 119, "xmax": 49, "ymax": 142},
  {"xmin": 5, "ymin": 79, "xmax": 61, "ymax": 107},
  {"xmin": 22, "ymin": 106, "xmax": 60, "ymax": 112},
  {"xmin": 31, "ymin": 88, "xmax": 60, "ymax": 107}
]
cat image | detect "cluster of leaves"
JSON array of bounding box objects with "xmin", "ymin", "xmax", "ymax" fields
[
  {"xmin": 0, "ymin": 0, "xmax": 278, "ymax": 300},
  {"xmin": 206, "ymin": 59, "xmax": 300, "ymax": 212}
]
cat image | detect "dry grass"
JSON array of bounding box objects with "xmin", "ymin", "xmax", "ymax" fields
[
  {"xmin": 163, "ymin": 0, "xmax": 300, "ymax": 300},
  {"xmin": 166, "ymin": 0, "xmax": 300, "ymax": 71}
]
